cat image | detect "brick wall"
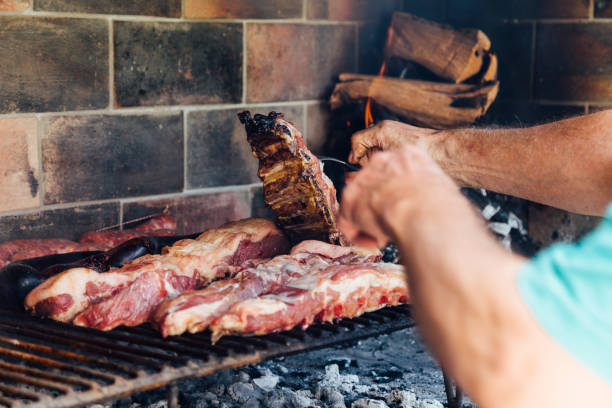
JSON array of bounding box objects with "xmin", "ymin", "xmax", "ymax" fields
[
  {"xmin": 0, "ymin": 0, "xmax": 400, "ymax": 240},
  {"xmin": 403, "ymin": 0, "xmax": 609, "ymax": 246}
]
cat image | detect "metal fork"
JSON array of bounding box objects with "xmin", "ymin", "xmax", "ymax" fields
[{"xmin": 317, "ymin": 156, "xmax": 361, "ymax": 172}]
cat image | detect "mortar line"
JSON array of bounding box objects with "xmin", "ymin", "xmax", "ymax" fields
[
  {"xmin": 242, "ymin": 22, "xmax": 247, "ymax": 104},
  {"xmin": 35, "ymin": 114, "xmax": 44, "ymax": 208},
  {"xmin": 8, "ymin": 11, "xmax": 365, "ymax": 24},
  {"xmin": 181, "ymin": 0, "xmax": 186, "ymax": 19},
  {"xmin": 108, "ymin": 17, "xmax": 114, "ymax": 110},
  {"xmin": 532, "ymin": 99, "xmax": 596, "ymax": 106},
  {"xmin": 183, "ymin": 110, "xmax": 189, "ymax": 192},
  {"xmin": 501, "ymin": 17, "xmax": 612, "ymax": 23},
  {"xmin": 0, "ymin": 184, "xmax": 262, "ymax": 218},
  {"xmin": 585, "ymin": 104, "xmax": 590, "ymax": 114},
  {"xmin": 589, "ymin": 0, "xmax": 595, "ymax": 19},
  {"xmin": 302, "ymin": 0, "xmax": 307, "ymax": 20},
  {"xmin": 528, "ymin": 21, "xmax": 536, "ymax": 101},
  {"xmin": 118, "ymin": 200, "xmax": 124, "ymax": 229},
  {"xmin": 0, "ymin": 100, "xmax": 327, "ymax": 119},
  {"xmin": 302, "ymin": 102, "xmax": 308, "ymax": 142},
  {"xmin": 354, "ymin": 22, "xmax": 360, "ymax": 73}
]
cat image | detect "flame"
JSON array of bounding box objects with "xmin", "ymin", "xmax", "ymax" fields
[
  {"xmin": 364, "ymin": 61, "xmax": 386, "ymax": 128},
  {"xmin": 364, "ymin": 28, "xmax": 393, "ymax": 128}
]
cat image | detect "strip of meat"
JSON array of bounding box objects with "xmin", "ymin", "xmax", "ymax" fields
[
  {"xmin": 59, "ymin": 219, "xmax": 289, "ymax": 329},
  {"xmin": 239, "ymin": 111, "xmax": 348, "ymax": 245},
  {"xmin": 78, "ymin": 214, "xmax": 177, "ymax": 247},
  {"xmin": 0, "ymin": 214, "xmax": 177, "ymax": 268},
  {"xmin": 153, "ymin": 241, "xmax": 382, "ymax": 337},
  {"xmin": 209, "ymin": 262, "xmax": 409, "ymax": 342}
]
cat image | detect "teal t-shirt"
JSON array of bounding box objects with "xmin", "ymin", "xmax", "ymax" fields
[{"xmin": 518, "ymin": 203, "xmax": 612, "ymax": 383}]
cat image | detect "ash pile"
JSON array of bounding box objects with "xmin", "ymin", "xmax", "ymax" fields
[{"xmin": 94, "ymin": 328, "xmax": 471, "ymax": 408}]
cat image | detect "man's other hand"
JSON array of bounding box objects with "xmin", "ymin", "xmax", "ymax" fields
[{"xmin": 349, "ymin": 120, "xmax": 439, "ymax": 166}]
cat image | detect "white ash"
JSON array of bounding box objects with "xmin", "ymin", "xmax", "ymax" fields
[
  {"xmin": 488, "ymin": 222, "xmax": 512, "ymax": 237},
  {"xmin": 253, "ymin": 369, "xmax": 280, "ymax": 392},
  {"xmin": 352, "ymin": 398, "xmax": 389, "ymax": 408},
  {"xmin": 481, "ymin": 204, "xmax": 500, "ymax": 220},
  {"xmin": 386, "ymin": 390, "xmax": 417, "ymax": 408}
]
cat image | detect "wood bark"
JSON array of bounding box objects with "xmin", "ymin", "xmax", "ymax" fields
[
  {"xmin": 385, "ymin": 12, "xmax": 491, "ymax": 83},
  {"xmin": 330, "ymin": 74, "xmax": 499, "ymax": 129}
]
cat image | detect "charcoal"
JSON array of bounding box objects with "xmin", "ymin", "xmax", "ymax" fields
[
  {"xmin": 351, "ymin": 398, "xmax": 389, "ymax": 408},
  {"xmin": 386, "ymin": 390, "xmax": 416, "ymax": 408},
  {"xmin": 210, "ymin": 384, "xmax": 226, "ymax": 396},
  {"xmin": 290, "ymin": 390, "xmax": 317, "ymax": 408},
  {"xmin": 415, "ymin": 400, "xmax": 443, "ymax": 408},
  {"xmin": 254, "ymin": 372, "xmax": 280, "ymax": 392},
  {"xmin": 263, "ymin": 389, "xmax": 292, "ymax": 408},
  {"xmin": 228, "ymin": 382, "xmax": 261, "ymax": 404}
]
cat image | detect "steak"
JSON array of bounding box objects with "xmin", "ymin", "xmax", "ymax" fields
[{"xmin": 239, "ymin": 111, "xmax": 348, "ymax": 245}]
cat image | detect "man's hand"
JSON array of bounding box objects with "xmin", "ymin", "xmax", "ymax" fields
[
  {"xmin": 349, "ymin": 120, "xmax": 439, "ymax": 166},
  {"xmin": 340, "ymin": 144, "xmax": 457, "ymax": 249}
]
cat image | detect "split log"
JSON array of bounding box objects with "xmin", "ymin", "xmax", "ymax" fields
[
  {"xmin": 481, "ymin": 53, "xmax": 498, "ymax": 83},
  {"xmin": 330, "ymin": 73, "xmax": 499, "ymax": 129},
  {"xmin": 385, "ymin": 12, "xmax": 491, "ymax": 83}
]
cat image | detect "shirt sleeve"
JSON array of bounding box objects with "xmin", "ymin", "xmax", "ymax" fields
[{"xmin": 518, "ymin": 204, "xmax": 612, "ymax": 384}]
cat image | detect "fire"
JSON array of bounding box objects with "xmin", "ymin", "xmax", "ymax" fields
[
  {"xmin": 364, "ymin": 61, "xmax": 386, "ymax": 128},
  {"xmin": 364, "ymin": 28, "xmax": 393, "ymax": 128}
]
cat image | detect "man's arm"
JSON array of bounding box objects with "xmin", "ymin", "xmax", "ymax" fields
[
  {"xmin": 339, "ymin": 146, "xmax": 612, "ymax": 407},
  {"xmin": 349, "ymin": 110, "xmax": 612, "ymax": 216}
]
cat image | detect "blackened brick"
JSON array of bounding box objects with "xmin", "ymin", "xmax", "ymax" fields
[
  {"xmin": 250, "ymin": 185, "xmax": 276, "ymax": 220},
  {"xmin": 306, "ymin": 103, "xmax": 332, "ymax": 154},
  {"xmin": 0, "ymin": 0, "xmax": 29, "ymax": 12},
  {"xmin": 34, "ymin": 0, "xmax": 180, "ymax": 16},
  {"xmin": 448, "ymin": 0, "xmax": 590, "ymax": 22},
  {"xmin": 247, "ymin": 24, "xmax": 356, "ymax": 102},
  {"xmin": 529, "ymin": 203, "xmax": 602, "ymax": 248},
  {"xmin": 358, "ymin": 23, "xmax": 387, "ymax": 75},
  {"xmin": 307, "ymin": 0, "xmax": 401, "ymax": 21},
  {"xmin": 535, "ymin": 23, "xmax": 612, "ymax": 102},
  {"xmin": 0, "ymin": 17, "xmax": 108, "ymax": 113},
  {"xmin": 596, "ymin": 0, "xmax": 612, "ymax": 17},
  {"xmin": 122, "ymin": 191, "xmax": 251, "ymax": 235},
  {"xmin": 478, "ymin": 102, "xmax": 585, "ymax": 127},
  {"xmin": 0, "ymin": 203, "xmax": 119, "ymax": 241},
  {"xmin": 186, "ymin": 105, "xmax": 304, "ymax": 188},
  {"xmin": 114, "ymin": 21, "xmax": 243, "ymax": 107},
  {"xmin": 42, "ymin": 114, "xmax": 183, "ymax": 204},
  {"xmin": 403, "ymin": 0, "xmax": 448, "ymax": 22},
  {"xmin": 0, "ymin": 118, "xmax": 39, "ymax": 212},
  {"xmin": 589, "ymin": 105, "xmax": 612, "ymax": 113},
  {"xmin": 466, "ymin": 22, "xmax": 533, "ymax": 101},
  {"xmin": 185, "ymin": 0, "xmax": 302, "ymax": 19}
]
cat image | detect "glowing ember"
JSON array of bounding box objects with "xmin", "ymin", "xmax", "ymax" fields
[{"xmin": 364, "ymin": 28, "xmax": 393, "ymax": 128}]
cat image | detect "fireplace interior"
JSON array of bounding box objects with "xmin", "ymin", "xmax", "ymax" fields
[{"xmin": 0, "ymin": 0, "xmax": 609, "ymax": 407}]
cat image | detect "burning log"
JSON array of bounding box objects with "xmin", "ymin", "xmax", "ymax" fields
[
  {"xmin": 385, "ymin": 12, "xmax": 492, "ymax": 83},
  {"xmin": 330, "ymin": 73, "xmax": 499, "ymax": 129}
]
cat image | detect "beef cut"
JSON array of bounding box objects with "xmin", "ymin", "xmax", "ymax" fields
[
  {"xmin": 25, "ymin": 218, "xmax": 289, "ymax": 326},
  {"xmin": 153, "ymin": 240, "xmax": 381, "ymax": 337},
  {"xmin": 209, "ymin": 262, "xmax": 409, "ymax": 342},
  {"xmin": 0, "ymin": 214, "xmax": 177, "ymax": 269},
  {"xmin": 239, "ymin": 111, "xmax": 348, "ymax": 245}
]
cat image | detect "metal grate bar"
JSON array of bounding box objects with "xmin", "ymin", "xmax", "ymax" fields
[{"xmin": 0, "ymin": 305, "xmax": 412, "ymax": 408}]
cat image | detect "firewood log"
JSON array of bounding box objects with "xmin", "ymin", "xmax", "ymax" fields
[
  {"xmin": 385, "ymin": 12, "xmax": 491, "ymax": 84},
  {"xmin": 330, "ymin": 74, "xmax": 499, "ymax": 129}
]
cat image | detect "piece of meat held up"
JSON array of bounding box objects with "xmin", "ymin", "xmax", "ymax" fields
[
  {"xmin": 239, "ymin": 111, "xmax": 349, "ymax": 246},
  {"xmin": 152, "ymin": 240, "xmax": 382, "ymax": 337},
  {"xmin": 25, "ymin": 218, "xmax": 289, "ymax": 327}
]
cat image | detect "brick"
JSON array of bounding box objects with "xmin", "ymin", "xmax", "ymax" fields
[
  {"xmin": 0, "ymin": 118, "xmax": 39, "ymax": 212},
  {"xmin": 357, "ymin": 23, "xmax": 387, "ymax": 75},
  {"xmin": 307, "ymin": 0, "xmax": 401, "ymax": 21},
  {"xmin": 473, "ymin": 22, "xmax": 533, "ymax": 100},
  {"xmin": 250, "ymin": 185, "xmax": 276, "ymax": 220},
  {"xmin": 33, "ymin": 0, "xmax": 180, "ymax": 16},
  {"xmin": 42, "ymin": 114, "xmax": 183, "ymax": 204},
  {"xmin": 185, "ymin": 0, "xmax": 302, "ymax": 19},
  {"xmin": 478, "ymin": 102, "xmax": 585, "ymax": 127},
  {"xmin": 186, "ymin": 105, "xmax": 303, "ymax": 188},
  {"xmin": 589, "ymin": 105, "xmax": 612, "ymax": 113},
  {"xmin": 114, "ymin": 21, "xmax": 243, "ymax": 107},
  {"xmin": 448, "ymin": 0, "xmax": 590, "ymax": 22},
  {"xmin": 0, "ymin": 203, "xmax": 119, "ymax": 241},
  {"xmin": 403, "ymin": 0, "xmax": 448, "ymax": 22},
  {"xmin": 247, "ymin": 24, "xmax": 356, "ymax": 102},
  {"xmin": 535, "ymin": 23, "xmax": 612, "ymax": 102},
  {"xmin": 596, "ymin": 0, "xmax": 612, "ymax": 17},
  {"xmin": 122, "ymin": 191, "xmax": 251, "ymax": 235},
  {"xmin": 528, "ymin": 203, "xmax": 602, "ymax": 248},
  {"xmin": 0, "ymin": 17, "xmax": 108, "ymax": 113},
  {"xmin": 0, "ymin": 0, "xmax": 29, "ymax": 12},
  {"xmin": 306, "ymin": 102, "xmax": 332, "ymax": 154}
]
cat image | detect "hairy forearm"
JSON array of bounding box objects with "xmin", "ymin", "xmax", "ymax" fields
[
  {"xmin": 384, "ymin": 192, "xmax": 612, "ymax": 407},
  {"xmin": 431, "ymin": 110, "xmax": 612, "ymax": 215}
]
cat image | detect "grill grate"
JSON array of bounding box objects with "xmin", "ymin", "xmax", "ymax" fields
[{"xmin": 0, "ymin": 306, "xmax": 413, "ymax": 408}]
